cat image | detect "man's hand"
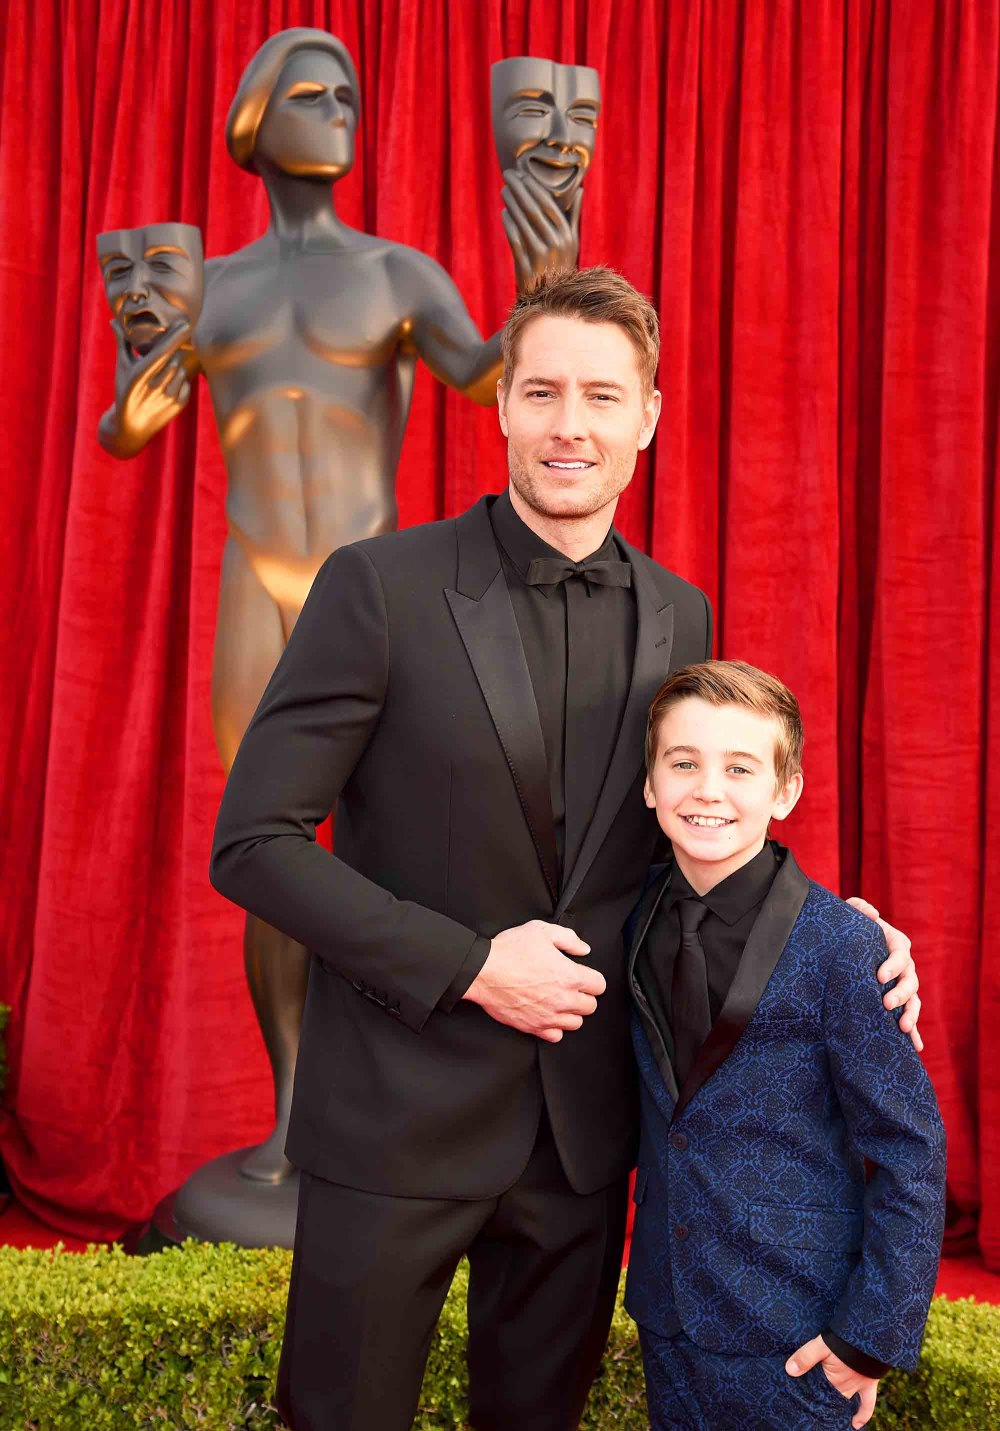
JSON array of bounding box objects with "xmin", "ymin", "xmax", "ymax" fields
[
  {"xmin": 786, "ymin": 1334, "xmax": 878, "ymax": 1429},
  {"xmin": 464, "ymin": 920, "xmax": 605, "ymax": 1042},
  {"xmin": 846, "ymin": 897, "xmax": 923, "ymax": 1052}
]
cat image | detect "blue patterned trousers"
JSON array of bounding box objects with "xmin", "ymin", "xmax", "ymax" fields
[{"xmin": 639, "ymin": 1327, "xmax": 861, "ymax": 1430}]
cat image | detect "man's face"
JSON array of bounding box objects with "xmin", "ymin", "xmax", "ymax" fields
[
  {"xmin": 497, "ymin": 314, "xmax": 660, "ymax": 524},
  {"xmin": 643, "ymin": 699, "xmax": 803, "ymax": 890},
  {"xmin": 491, "ymin": 58, "xmax": 599, "ymax": 211},
  {"xmin": 97, "ymin": 223, "xmax": 204, "ymax": 356},
  {"xmin": 254, "ymin": 50, "xmax": 357, "ymax": 180}
]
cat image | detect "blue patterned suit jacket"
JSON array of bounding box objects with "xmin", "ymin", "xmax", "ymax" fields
[{"xmin": 623, "ymin": 847, "xmax": 946, "ymax": 1371}]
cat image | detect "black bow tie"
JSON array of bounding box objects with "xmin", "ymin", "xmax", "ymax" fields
[{"xmin": 524, "ymin": 557, "xmax": 632, "ymax": 590}]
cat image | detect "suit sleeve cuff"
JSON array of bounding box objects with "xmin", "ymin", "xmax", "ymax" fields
[
  {"xmin": 823, "ymin": 1329, "xmax": 891, "ymax": 1379},
  {"xmin": 437, "ymin": 934, "xmax": 491, "ymax": 1013}
]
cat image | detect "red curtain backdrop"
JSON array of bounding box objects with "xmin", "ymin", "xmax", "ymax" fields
[{"xmin": 1, "ymin": 0, "xmax": 998, "ymax": 1256}]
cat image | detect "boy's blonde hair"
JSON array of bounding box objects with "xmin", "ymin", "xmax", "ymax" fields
[{"xmin": 645, "ymin": 660, "xmax": 804, "ymax": 788}]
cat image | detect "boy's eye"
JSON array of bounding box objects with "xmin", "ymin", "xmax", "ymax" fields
[
  {"xmin": 672, "ymin": 761, "xmax": 697, "ymax": 771},
  {"xmin": 728, "ymin": 765, "xmax": 752, "ymax": 776}
]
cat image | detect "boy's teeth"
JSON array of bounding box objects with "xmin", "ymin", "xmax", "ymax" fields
[{"xmin": 684, "ymin": 815, "xmax": 731, "ymax": 827}]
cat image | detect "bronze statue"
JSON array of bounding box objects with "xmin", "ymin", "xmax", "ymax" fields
[{"xmin": 98, "ymin": 28, "xmax": 589, "ymax": 1216}]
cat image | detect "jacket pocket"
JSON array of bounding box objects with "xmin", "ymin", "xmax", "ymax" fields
[{"xmin": 748, "ymin": 1202, "xmax": 862, "ymax": 1253}]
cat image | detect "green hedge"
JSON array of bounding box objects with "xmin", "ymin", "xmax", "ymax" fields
[{"xmin": 0, "ymin": 1241, "xmax": 996, "ymax": 1428}]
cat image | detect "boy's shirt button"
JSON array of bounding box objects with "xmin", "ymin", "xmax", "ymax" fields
[{"xmin": 671, "ymin": 1132, "xmax": 688, "ymax": 1151}]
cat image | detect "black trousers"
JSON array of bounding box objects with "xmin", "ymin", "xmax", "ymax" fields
[{"xmin": 274, "ymin": 1112, "xmax": 629, "ymax": 1431}]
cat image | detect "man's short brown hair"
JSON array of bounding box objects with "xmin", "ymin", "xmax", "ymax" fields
[
  {"xmin": 500, "ymin": 266, "xmax": 660, "ymax": 400},
  {"xmin": 645, "ymin": 660, "xmax": 805, "ymax": 788}
]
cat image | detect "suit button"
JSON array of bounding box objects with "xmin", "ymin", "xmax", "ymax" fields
[
  {"xmin": 671, "ymin": 1132, "xmax": 688, "ymax": 1151},
  {"xmin": 674, "ymin": 1224, "xmax": 689, "ymax": 1241}
]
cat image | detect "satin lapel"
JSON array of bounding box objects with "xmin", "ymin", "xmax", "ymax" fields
[
  {"xmin": 627, "ymin": 865, "xmax": 681, "ymax": 1106},
  {"xmin": 673, "ymin": 849, "xmax": 810, "ymax": 1120},
  {"xmin": 445, "ymin": 499, "xmax": 559, "ymax": 905},
  {"xmin": 556, "ymin": 549, "xmax": 674, "ymax": 917}
]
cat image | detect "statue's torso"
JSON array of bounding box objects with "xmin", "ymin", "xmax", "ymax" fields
[{"xmin": 195, "ymin": 235, "xmax": 419, "ymax": 605}]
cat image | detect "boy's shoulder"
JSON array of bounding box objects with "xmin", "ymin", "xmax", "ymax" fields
[{"xmin": 795, "ymin": 874, "xmax": 889, "ymax": 988}]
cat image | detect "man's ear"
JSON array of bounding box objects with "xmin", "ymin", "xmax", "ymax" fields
[
  {"xmin": 770, "ymin": 771, "xmax": 804, "ymax": 823},
  {"xmin": 637, "ymin": 388, "xmax": 662, "ymax": 452},
  {"xmin": 497, "ymin": 381, "xmax": 509, "ymax": 437}
]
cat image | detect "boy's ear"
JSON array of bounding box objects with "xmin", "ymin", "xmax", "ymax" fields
[
  {"xmin": 770, "ymin": 770, "xmax": 804, "ymax": 823},
  {"xmin": 643, "ymin": 776, "xmax": 655, "ymax": 808}
]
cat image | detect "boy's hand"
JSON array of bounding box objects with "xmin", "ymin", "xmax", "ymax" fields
[
  {"xmin": 846, "ymin": 897, "xmax": 923, "ymax": 1052},
  {"xmin": 786, "ymin": 1334, "xmax": 879, "ymax": 1428}
]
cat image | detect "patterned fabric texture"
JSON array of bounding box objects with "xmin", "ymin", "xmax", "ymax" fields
[
  {"xmin": 640, "ymin": 1326, "xmax": 859, "ymax": 1429},
  {"xmin": 625, "ymin": 878, "xmax": 946, "ymax": 1372}
]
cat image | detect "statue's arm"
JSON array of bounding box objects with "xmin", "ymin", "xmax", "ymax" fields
[
  {"xmin": 395, "ymin": 248, "xmax": 502, "ymax": 407},
  {"xmin": 97, "ymin": 318, "xmax": 200, "ymax": 457}
]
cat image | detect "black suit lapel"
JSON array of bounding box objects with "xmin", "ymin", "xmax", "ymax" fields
[
  {"xmin": 627, "ymin": 865, "xmax": 681, "ymax": 1105},
  {"xmin": 446, "ymin": 499, "xmax": 560, "ymax": 905},
  {"xmin": 673, "ymin": 848, "xmax": 810, "ymax": 1119},
  {"xmin": 556, "ymin": 548, "xmax": 674, "ymax": 917}
]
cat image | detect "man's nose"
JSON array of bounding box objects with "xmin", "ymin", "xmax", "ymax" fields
[{"xmin": 549, "ymin": 397, "xmax": 589, "ymax": 441}]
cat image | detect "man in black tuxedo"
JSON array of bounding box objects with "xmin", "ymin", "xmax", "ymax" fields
[{"xmin": 210, "ymin": 267, "xmax": 919, "ymax": 1431}]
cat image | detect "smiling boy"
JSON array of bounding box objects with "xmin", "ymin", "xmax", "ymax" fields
[{"xmin": 624, "ymin": 660, "xmax": 945, "ymax": 1430}]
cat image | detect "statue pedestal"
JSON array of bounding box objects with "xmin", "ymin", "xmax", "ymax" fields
[{"xmin": 125, "ymin": 1147, "xmax": 299, "ymax": 1254}]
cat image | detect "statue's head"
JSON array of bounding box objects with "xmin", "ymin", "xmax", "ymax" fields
[
  {"xmin": 491, "ymin": 57, "xmax": 600, "ymax": 211},
  {"xmin": 227, "ymin": 28, "xmax": 360, "ymax": 181},
  {"xmin": 96, "ymin": 223, "xmax": 204, "ymax": 356}
]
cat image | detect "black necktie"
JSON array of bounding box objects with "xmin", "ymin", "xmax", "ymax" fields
[
  {"xmin": 524, "ymin": 556, "xmax": 632, "ymax": 591},
  {"xmin": 672, "ymin": 898, "xmax": 712, "ymax": 1087}
]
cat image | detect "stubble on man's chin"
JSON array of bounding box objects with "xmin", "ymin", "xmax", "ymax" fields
[{"xmin": 507, "ymin": 458, "xmax": 634, "ymax": 525}]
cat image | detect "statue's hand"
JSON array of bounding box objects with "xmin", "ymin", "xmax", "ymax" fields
[
  {"xmin": 501, "ymin": 169, "xmax": 581, "ymax": 290},
  {"xmin": 99, "ymin": 316, "xmax": 194, "ymax": 458}
]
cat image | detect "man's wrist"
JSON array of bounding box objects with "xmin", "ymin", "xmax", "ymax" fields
[{"xmin": 440, "ymin": 934, "xmax": 491, "ymax": 1012}]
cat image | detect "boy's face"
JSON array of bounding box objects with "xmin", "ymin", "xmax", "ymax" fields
[{"xmin": 644, "ymin": 697, "xmax": 803, "ymax": 892}]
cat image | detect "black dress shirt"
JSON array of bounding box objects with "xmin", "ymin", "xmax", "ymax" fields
[
  {"xmin": 635, "ymin": 842, "xmax": 780, "ymax": 1046},
  {"xmin": 490, "ymin": 488, "xmax": 637, "ymax": 880},
  {"xmin": 440, "ymin": 489, "xmax": 637, "ymax": 1008},
  {"xmin": 635, "ymin": 839, "xmax": 888, "ymax": 1380}
]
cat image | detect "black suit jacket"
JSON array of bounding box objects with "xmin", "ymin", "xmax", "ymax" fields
[{"xmin": 210, "ymin": 496, "xmax": 711, "ymax": 1197}]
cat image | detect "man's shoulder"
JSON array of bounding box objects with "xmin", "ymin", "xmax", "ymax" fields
[{"xmin": 627, "ymin": 544, "xmax": 710, "ymax": 613}]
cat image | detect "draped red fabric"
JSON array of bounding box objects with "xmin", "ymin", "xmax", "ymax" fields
[{"xmin": 1, "ymin": 0, "xmax": 998, "ymax": 1255}]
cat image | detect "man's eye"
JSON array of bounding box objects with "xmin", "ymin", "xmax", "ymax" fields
[
  {"xmin": 528, "ymin": 389, "xmax": 553, "ymax": 398},
  {"xmin": 569, "ymin": 112, "xmax": 597, "ymax": 128},
  {"xmin": 108, "ymin": 268, "xmax": 130, "ymax": 282},
  {"xmin": 591, "ymin": 394, "xmax": 617, "ymax": 402},
  {"xmin": 517, "ymin": 106, "xmax": 548, "ymax": 119}
]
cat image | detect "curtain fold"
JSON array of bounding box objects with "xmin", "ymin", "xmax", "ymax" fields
[{"xmin": 1, "ymin": 0, "xmax": 997, "ymax": 1256}]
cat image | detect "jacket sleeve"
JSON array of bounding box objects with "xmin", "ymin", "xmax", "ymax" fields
[
  {"xmin": 822, "ymin": 914, "xmax": 947, "ymax": 1371},
  {"xmin": 209, "ymin": 542, "xmax": 485, "ymax": 1034}
]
